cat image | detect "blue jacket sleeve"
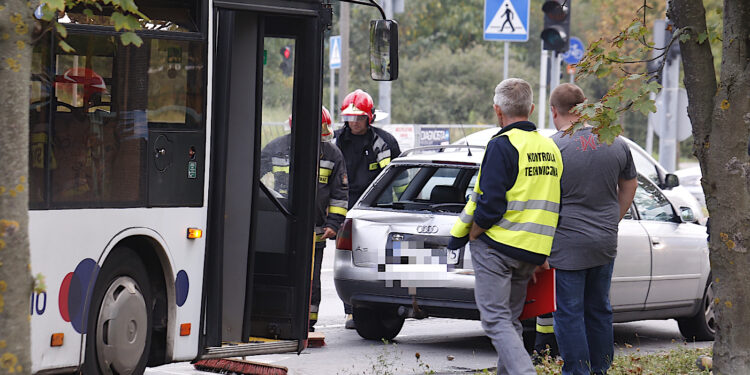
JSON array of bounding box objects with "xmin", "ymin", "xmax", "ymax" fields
[{"xmin": 473, "ymin": 137, "xmax": 518, "ymax": 229}]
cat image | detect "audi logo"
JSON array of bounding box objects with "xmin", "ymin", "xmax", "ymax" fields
[{"xmin": 416, "ymin": 225, "xmax": 439, "ymax": 234}]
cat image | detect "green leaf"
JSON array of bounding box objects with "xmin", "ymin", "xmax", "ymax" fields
[
  {"xmin": 697, "ymin": 32, "xmax": 708, "ymax": 44},
  {"xmin": 627, "ymin": 21, "xmax": 643, "ymax": 35},
  {"xmin": 621, "ymin": 88, "xmax": 639, "ymax": 102},
  {"xmin": 679, "ymin": 32, "xmax": 691, "ymax": 42},
  {"xmin": 597, "ymin": 124, "xmax": 623, "ymax": 145},
  {"xmin": 111, "ymin": 12, "xmax": 127, "ymax": 30},
  {"xmin": 632, "ymin": 98, "xmax": 657, "ymax": 115},
  {"xmin": 644, "ymin": 80, "xmax": 662, "ymax": 93},
  {"xmin": 604, "ymin": 96, "xmax": 621, "ymax": 110},
  {"xmin": 83, "ymin": 8, "xmax": 95, "ymax": 18},
  {"xmin": 54, "ymin": 21, "xmax": 68, "ymax": 38},
  {"xmin": 120, "ymin": 31, "xmax": 143, "ymax": 46},
  {"xmin": 41, "ymin": 6, "xmax": 57, "ymax": 21},
  {"xmin": 58, "ymin": 40, "xmax": 75, "ymax": 53},
  {"xmin": 45, "ymin": 0, "xmax": 65, "ymax": 11}
]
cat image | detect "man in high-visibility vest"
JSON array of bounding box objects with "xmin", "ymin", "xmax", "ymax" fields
[{"xmin": 448, "ymin": 78, "xmax": 563, "ymax": 375}]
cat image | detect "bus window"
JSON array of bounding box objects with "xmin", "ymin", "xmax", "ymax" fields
[
  {"xmin": 258, "ymin": 38, "xmax": 295, "ymax": 204},
  {"xmin": 30, "ymin": 32, "xmax": 205, "ymax": 209}
]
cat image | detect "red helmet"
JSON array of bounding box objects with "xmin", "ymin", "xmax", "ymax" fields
[
  {"xmin": 340, "ymin": 89, "xmax": 374, "ymax": 124},
  {"xmin": 321, "ymin": 106, "xmax": 333, "ymax": 142},
  {"xmin": 57, "ymin": 67, "xmax": 107, "ymax": 105}
]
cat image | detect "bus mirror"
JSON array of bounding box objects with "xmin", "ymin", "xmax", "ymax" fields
[{"xmin": 370, "ymin": 19, "xmax": 398, "ymax": 81}]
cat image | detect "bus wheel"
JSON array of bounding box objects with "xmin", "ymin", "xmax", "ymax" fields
[{"xmin": 83, "ymin": 247, "xmax": 153, "ymax": 374}]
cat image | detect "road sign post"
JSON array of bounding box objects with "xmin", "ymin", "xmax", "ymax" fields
[
  {"xmin": 329, "ymin": 36, "xmax": 341, "ymax": 122},
  {"xmin": 484, "ymin": 0, "xmax": 530, "ymax": 84}
]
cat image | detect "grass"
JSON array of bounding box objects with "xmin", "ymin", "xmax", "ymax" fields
[
  {"xmin": 531, "ymin": 345, "xmax": 713, "ymax": 375},
  {"xmin": 335, "ymin": 340, "xmax": 712, "ymax": 375}
]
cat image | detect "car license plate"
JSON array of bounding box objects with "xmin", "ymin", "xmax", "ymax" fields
[{"xmin": 386, "ymin": 240, "xmax": 461, "ymax": 265}]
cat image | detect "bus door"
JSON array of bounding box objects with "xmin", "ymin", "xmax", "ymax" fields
[{"xmin": 203, "ymin": 4, "xmax": 324, "ymax": 357}]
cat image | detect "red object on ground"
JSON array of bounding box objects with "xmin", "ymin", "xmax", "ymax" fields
[
  {"xmin": 194, "ymin": 359, "xmax": 288, "ymax": 375},
  {"xmin": 520, "ymin": 268, "xmax": 556, "ymax": 320},
  {"xmin": 307, "ymin": 332, "xmax": 326, "ymax": 348}
]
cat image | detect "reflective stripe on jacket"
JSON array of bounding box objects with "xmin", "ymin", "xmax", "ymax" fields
[
  {"xmin": 260, "ymin": 134, "xmax": 349, "ymax": 237},
  {"xmin": 450, "ymin": 127, "xmax": 563, "ymax": 256},
  {"xmin": 317, "ymin": 141, "xmax": 349, "ymax": 238}
]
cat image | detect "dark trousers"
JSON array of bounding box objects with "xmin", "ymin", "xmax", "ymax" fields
[
  {"xmin": 554, "ymin": 261, "xmax": 615, "ymax": 375},
  {"xmin": 310, "ymin": 240, "xmax": 325, "ymax": 326}
]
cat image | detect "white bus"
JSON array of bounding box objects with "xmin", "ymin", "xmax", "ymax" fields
[{"xmin": 27, "ymin": 0, "xmax": 339, "ymax": 373}]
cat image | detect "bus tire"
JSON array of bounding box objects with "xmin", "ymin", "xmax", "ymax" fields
[{"xmin": 83, "ymin": 247, "xmax": 153, "ymax": 374}]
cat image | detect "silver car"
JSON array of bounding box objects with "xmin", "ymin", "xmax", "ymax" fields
[{"xmin": 334, "ymin": 143, "xmax": 714, "ymax": 343}]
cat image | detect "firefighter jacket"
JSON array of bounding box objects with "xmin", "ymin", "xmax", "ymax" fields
[
  {"xmin": 259, "ymin": 135, "xmax": 349, "ymax": 239},
  {"xmin": 335, "ymin": 125, "xmax": 401, "ymax": 208},
  {"xmin": 449, "ymin": 121, "xmax": 563, "ymax": 265}
]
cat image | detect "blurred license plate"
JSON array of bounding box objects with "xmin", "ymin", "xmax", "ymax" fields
[{"xmin": 386, "ymin": 241, "xmax": 461, "ymax": 265}]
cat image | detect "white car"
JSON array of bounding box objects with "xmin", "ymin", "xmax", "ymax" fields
[
  {"xmin": 333, "ymin": 142, "xmax": 714, "ymax": 344},
  {"xmin": 456, "ymin": 128, "xmax": 707, "ymax": 225},
  {"xmin": 674, "ymin": 166, "xmax": 706, "ymax": 210}
]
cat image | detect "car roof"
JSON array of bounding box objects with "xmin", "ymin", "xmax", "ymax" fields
[
  {"xmin": 451, "ymin": 127, "xmax": 668, "ymax": 176},
  {"xmin": 394, "ymin": 146, "xmax": 485, "ymax": 165}
]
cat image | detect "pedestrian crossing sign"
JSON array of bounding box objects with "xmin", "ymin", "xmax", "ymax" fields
[
  {"xmin": 330, "ymin": 35, "xmax": 342, "ymax": 69},
  {"xmin": 484, "ymin": 0, "xmax": 530, "ymax": 42}
]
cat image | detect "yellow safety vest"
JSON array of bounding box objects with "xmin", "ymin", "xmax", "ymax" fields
[{"xmin": 450, "ymin": 128, "xmax": 563, "ymax": 256}]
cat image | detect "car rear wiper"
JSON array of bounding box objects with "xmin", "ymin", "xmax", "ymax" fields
[
  {"xmin": 375, "ymin": 201, "xmax": 406, "ymax": 209},
  {"xmin": 428, "ymin": 203, "xmax": 465, "ymax": 213}
]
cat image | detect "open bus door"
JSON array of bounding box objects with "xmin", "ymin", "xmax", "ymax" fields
[{"xmin": 201, "ymin": 3, "xmax": 325, "ymax": 357}]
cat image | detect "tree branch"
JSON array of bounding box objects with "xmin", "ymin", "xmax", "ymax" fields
[{"xmin": 667, "ymin": 0, "xmax": 717, "ymax": 152}]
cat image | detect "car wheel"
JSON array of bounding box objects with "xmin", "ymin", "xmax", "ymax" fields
[
  {"xmin": 83, "ymin": 247, "xmax": 153, "ymax": 374},
  {"xmin": 678, "ymin": 276, "xmax": 716, "ymax": 341},
  {"xmin": 352, "ymin": 305, "xmax": 405, "ymax": 341}
]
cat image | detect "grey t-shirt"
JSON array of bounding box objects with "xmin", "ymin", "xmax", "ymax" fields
[{"xmin": 548, "ymin": 127, "xmax": 637, "ymax": 270}]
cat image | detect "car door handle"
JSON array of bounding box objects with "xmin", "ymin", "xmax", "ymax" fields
[{"xmin": 651, "ymin": 237, "xmax": 664, "ymax": 249}]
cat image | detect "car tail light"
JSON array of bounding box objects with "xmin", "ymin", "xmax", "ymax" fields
[{"xmin": 336, "ymin": 218, "xmax": 353, "ymax": 251}]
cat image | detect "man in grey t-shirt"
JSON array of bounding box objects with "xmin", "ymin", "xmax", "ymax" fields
[{"xmin": 545, "ymin": 84, "xmax": 638, "ymax": 375}]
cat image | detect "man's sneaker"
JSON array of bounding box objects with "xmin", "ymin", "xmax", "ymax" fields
[{"xmin": 345, "ymin": 314, "xmax": 356, "ymax": 329}]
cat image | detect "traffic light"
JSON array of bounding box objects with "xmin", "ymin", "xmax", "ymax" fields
[
  {"xmin": 541, "ymin": 0, "xmax": 571, "ymax": 53},
  {"xmin": 279, "ymin": 45, "xmax": 293, "ymax": 76}
]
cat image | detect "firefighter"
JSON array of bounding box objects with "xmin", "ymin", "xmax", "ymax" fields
[
  {"xmin": 311, "ymin": 107, "xmax": 349, "ymax": 331},
  {"xmin": 259, "ymin": 107, "xmax": 349, "ymax": 332},
  {"xmin": 334, "ymin": 89, "xmax": 401, "ymax": 328}
]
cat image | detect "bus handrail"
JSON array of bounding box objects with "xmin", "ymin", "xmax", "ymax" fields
[{"xmin": 399, "ymin": 145, "xmax": 486, "ymax": 157}]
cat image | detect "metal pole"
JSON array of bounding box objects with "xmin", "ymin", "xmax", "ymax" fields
[
  {"xmin": 503, "ymin": 42, "xmax": 509, "ymax": 80},
  {"xmin": 377, "ymin": 0, "xmax": 393, "ymax": 124},
  {"xmin": 330, "ymin": 69, "xmax": 336, "ymax": 122},
  {"xmin": 339, "ymin": 2, "xmax": 350, "ymax": 105},
  {"xmin": 548, "ymin": 52, "xmax": 561, "ymax": 128},
  {"xmin": 538, "ymin": 45, "xmax": 548, "ymax": 129}
]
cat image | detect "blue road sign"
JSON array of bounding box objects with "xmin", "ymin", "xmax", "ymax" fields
[
  {"xmin": 484, "ymin": 0, "xmax": 530, "ymax": 42},
  {"xmin": 562, "ymin": 37, "xmax": 585, "ymax": 64},
  {"xmin": 329, "ymin": 36, "xmax": 342, "ymax": 69}
]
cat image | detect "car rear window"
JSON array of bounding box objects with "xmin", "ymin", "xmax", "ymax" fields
[{"xmin": 361, "ymin": 164, "xmax": 478, "ymax": 213}]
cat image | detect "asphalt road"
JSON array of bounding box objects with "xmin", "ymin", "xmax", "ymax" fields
[{"xmin": 147, "ymin": 240, "xmax": 711, "ymax": 375}]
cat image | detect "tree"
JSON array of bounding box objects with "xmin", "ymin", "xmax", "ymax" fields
[
  {"xmin": 671, "ymin": 1, "xmax": 750, "ymax": 371},
  {"xmin": 0, "ymin": 0, "xmax": 34, "ymax": 372},
  {"xmin": 0, "ymin": 1, "xmax": 143, "ymax": 372},
  {"xmin": 575, "ymin": 0, "xmax": 749, "ymax": 372}
]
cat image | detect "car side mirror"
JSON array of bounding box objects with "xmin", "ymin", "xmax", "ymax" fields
[
  {"xmin": 664, "ymin": 173, "xmax": 680, "ymax": 189},
  {"xmin": 370, "ymin": 19, "xmax": 398, "ymax": 81},
  {"xmin": 680, "ymin": 206, "xmax": 695, "ymax": 223}
]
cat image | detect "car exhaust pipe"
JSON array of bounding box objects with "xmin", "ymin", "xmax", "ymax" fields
[{"xmin": 397, "ymin": 296, "xmax": 428, "ymax": 319}]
